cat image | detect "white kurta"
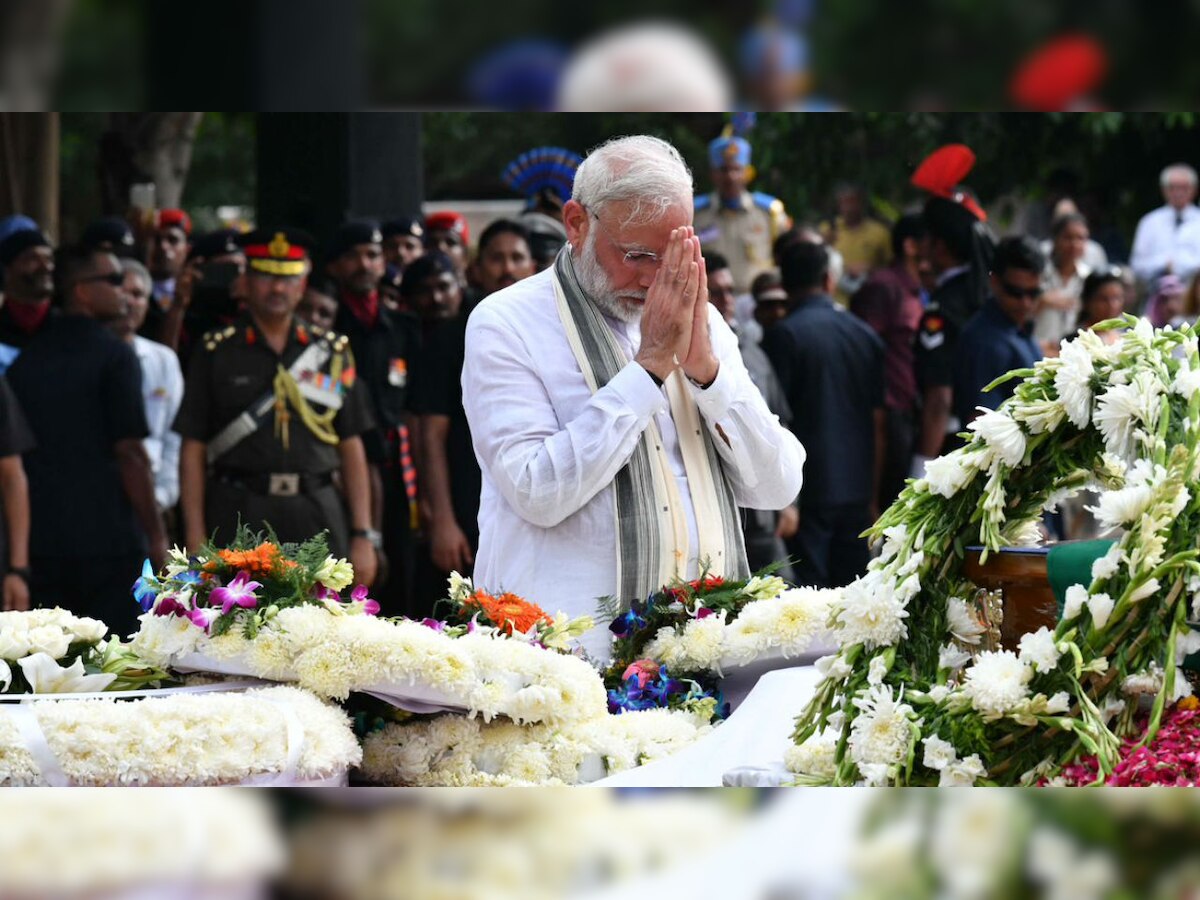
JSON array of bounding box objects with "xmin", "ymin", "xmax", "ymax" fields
[
  {"xmin": 462, "ymin": 268, "xmax": 805, "ymax": 660},
  {"xmin": 133, "ymin": 335, "xmax": 184, "ymax": 509},
  {"xmin": 1130, "ymin": 204, "xmax": 1200, "ymax": 283}
]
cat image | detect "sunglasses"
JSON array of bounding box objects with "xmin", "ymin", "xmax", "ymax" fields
[
  {"xmin": 999, "ymin": 280, "xmax": 1043, "ymax": 300},
  {"xmin": 78, "ymin": 271, "xmax": 126, "ymax": 287}
]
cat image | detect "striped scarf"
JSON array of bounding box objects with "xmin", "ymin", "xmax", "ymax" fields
[{"xmin": 551, "ymin": 248, "xmax": 748, "ymax": 610}]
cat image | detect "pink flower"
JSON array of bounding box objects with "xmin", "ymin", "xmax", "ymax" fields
[
  {"xmin": 153, "ymin": 593, "xmax": 189, "ymax": 617},
  {"xmin": 622, "ymin": 658, "xmax": 661, "ymax": 689},
  {"xmin": 351, "ymin": 584, "xmax": 380, "ymax": 615},
  {"xmin": 695, "ymin": 607, "xmax": 715, "ymax": 619},
  {"xmin": 187, "ymin": 606, "xmax": 220, "ymax": 633},
  {"xmin": 209, "ymin": 571, "xmax": 262, "ymax": 616},
  {"xmin": 315, "ymin": 585, "xmax": 341, "ymax": 602}
]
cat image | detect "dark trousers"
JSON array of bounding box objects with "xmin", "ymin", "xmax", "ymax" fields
[
  {"xmin": 789, "ymin": 503, "xmax": 870, "ymax": 589},
  {"xmin": 743, "ymin": 507, "xmax": 796, "ymax": 582},
  {"xmin": 205, "ymin": 479, "xmax": 349, "ymax": 556},
  {"xmin": 32, "ymin": 552, "xmax": 147, "ymax": 640},
  {"xmin": 376, "ymin": 470, "xmax": 416, "ymax": 618},
  {"xmin": 880, "ymin": 406, "xmax": 915, "ymax": 512}
]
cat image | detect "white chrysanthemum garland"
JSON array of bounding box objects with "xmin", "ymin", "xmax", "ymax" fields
[
  {"xmin": 358, "ymin": 706, "xmax": 710, "ymax": 786},
  {"xmin": 0, "ymin": 685, "xmax": 360, "ymax": 785},
  {"xmin": 791, "ymin": 317, "xmax": 1200, "ymax": 785},
  {"xmin": 133, "ymin": 602, "xmax": 608, "ymax": 726},
  {"xmin": 0, "ymin": 791, "xmax": 285, "ymax": 893},
  {"xmin": 0, "ymin": 607, "xmax": 168, "ymax": 695}
]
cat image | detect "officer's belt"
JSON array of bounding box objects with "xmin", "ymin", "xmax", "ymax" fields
[
  {"xmin": 213, "ymin": 469, "xmax": 335, "ymax": 498},
  {"xmin": 206, "ymin": 341, "xmax": 333, "ymax": 465}
]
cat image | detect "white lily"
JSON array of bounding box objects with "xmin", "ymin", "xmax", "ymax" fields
[{"xmin": 17, "ymin": 652, "xmax": 117, "ymax": 693}]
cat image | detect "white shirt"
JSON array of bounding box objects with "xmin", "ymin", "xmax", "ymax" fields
[
  {"xmin": 1036, "ymin": 258, "xmax": 1090, "ymax": 345},
  {"xmin": 1130, "ymin": 203, "xmax": 1200, "ymax": 283},
  {"xmin": 133, "ymin": 335, "xmax": 184, "ymax": 509},
  {"xmin": 462, "ymin": 268, "xmax": 806, "ymax": 660}
]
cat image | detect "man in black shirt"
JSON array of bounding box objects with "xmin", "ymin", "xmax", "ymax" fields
[
  {"xmin": 7, "ymin": 246, "xmax": 168, "ymax": 636},
  {"xmin": 176, "ymin": 229, "xmax": 377, "ymax": 584},
  {"xmin": 0, "ymin": 227, "xmax": 56, "ymax": 355},
  {"xmin": 763, "ymin": 241, "xmax": 885, "ymax": 589},
  {"xmin": 326, "ymin": 221, "xmax": 419, "ymax": 610},
  {"xmin": 411, "ymin": 223, "xmax": 535, "ymax": 606}
]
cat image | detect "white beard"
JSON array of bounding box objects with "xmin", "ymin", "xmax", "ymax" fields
[{"xmin": 573, "ymin": 229, "xmax": 645, "ymax": 323}]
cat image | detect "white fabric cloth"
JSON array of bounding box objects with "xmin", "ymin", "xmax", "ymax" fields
[
  {"xmin": 463, "ymin": 268, "xmax": 805, "ymax": 660},
  {"xmin": 1130, "ymin": 203, "xmax": 1200, "ymax": 283},
  {"xmin": 133, "ymin": 335, "xmax": 184, "ymax": 508}
]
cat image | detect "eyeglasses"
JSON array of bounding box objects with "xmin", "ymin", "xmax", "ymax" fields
[
  {"xmin": 78, "ymin": 271, "xmax": 126, "ymax": 287},
  {"xmin": 999, "ymin": 280, "xmax": 1043, "ymax": 300},
  {"xmin": 587, "ymin": 210, "xmax": 661, "ymax": 270}
]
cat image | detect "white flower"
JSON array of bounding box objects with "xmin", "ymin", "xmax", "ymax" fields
[
  {"xmin": 962, "ymin": 650, "xmax": 1032, "ymax": 717},
  {"xmin": 1054, "ymin": 336, "xmax": 1096, "ymax": 428},
  {"xmin": 1122, "ymin": 666, "xmax": 1163, "ymax": 696},
  {"xmin": 834, "ymin": 575, "xmax": 909, "ymax": 650},
  {"xmin": 1018, "ymin": 627, "xmax": 1060, "ymax": 673},
  {"xmin": 946, "ymin": 597, "xmax": 986, "ymax": 645},
  {"xmin": 70, "ymin": 616, "xmax": 109, "ymax": 644},
  {"xmin": 0, "ymin": 628, "xmax": 31, "ymax": 661},
  {"xmin": 867, "ymin": 654, "xmax": 889, "ymax": 685},
  {"xmin": 1090, "ymin": 544, "xmax": 1123, "ymax": 582},
  {"xmin": 878, "ymin": 524, "xmax": 908, "ymax": 562},
  {"xmin": 927, "ymin": 684, "xmax": 950, "ymax": 703},
  {"xmin": 1093, "ymin": 370, "xmax": 1163, "ymax": 460},
  {"xmin": 1174, "ymin": 360, "xmax": 1200, "ymax": 399},
  {"xmin": 24, "ymin": 625, "xmax": 71, "ymax": 660},
  {"xmin": 1028, "ymin": 828, "xmax": 1118, "ymax": 900},
  {"xmin": 1129, "ymin": 578, "xmax": 1161, "ymax": 603},
  {"xmin": 784, "ymin": 731, "xmax": 838, "ymax": 778},
  {"xmin": 938, "ymin": 642, "xmax": 972, "ymax": 671},
  {"xmin": 921, "ymin": 734, "xmax": 958, "ymax": 771},
  {"xmin": 0, "ymin": 658, "xmax": 9, "ymax": 691},
  {"xmin": 1176, "ymin": 629, "xmax": 1200, "ymax": 664},
  {"xmin": 1011, "ymin": 399, "xmax": 1066, "ymax": 435},
  {"xmin": 923, "ymin": 449, "xmax": 978, "ymax": 498},
  {"xmin": 17, "ymin": 653, "xmax": 117, "ymax": 693},
  {"xmin": 848, "ymin": 684, "xmax": 917, "ymax": 770},
  {"xmin": 742, "ymin": 574, "xmax": 786, "ymax": 601},
  {"xmin": 447, "ymin": 570, "xmax": 474, "ymax": 601},
  {"xmin": 1086, "ymin": 592, "xmax": 1115, "ymax": 630},
  {"xmin": 314, "ymin": 557, "xmax": 355, "ymax": 592},
  {"xmin": 1046, "ymin": 691, "xmax": 1070, "ymax": 714},
  {"xmin": 815, "ymin": 653, "xmax": 852, "ymax": 682},
  {"xmin": 1087, "ymin": 460, "xmax": 1159, "ymax": 530},
  {"xmin": 968, "ymin": 408, "xmax": 1027, "ymax": 467},
  {"xmin": 1063, "ymin": 584, "xmax": 1089, "ymax": 620},
  {"xmin": 938, "ymin": 753, "xmax": 986, "ymax": 786},
  {"xmin": 1175, "ymin": 666, "xmax": 1195, "ymax": 702},
  {"xmin": 1100, "ymin": 697, "xmax": 1126, "ymax": 722}
]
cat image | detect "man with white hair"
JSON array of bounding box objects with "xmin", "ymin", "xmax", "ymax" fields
[
  {"xmin": 463, "ymin": 135, "xmax": 805, "ymax": 660},
  {"xmin": 1130, "ymin": 163, "xmax": 1200, "ymax": 284}
]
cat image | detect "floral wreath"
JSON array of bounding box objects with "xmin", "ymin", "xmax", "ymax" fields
[{"xmin": 791, "ymin": 318, "xmax": 1200, "ymax": 785}]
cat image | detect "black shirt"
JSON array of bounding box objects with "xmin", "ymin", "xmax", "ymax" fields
[
  {"xmin": 410, "ymin": 314, "xmax": 480, "ymax": 540},
  {"xmin": 953, "ymin": 297, "xmax": 1043, "ymax": 426},
  {"xmin": 763, "ymin": 293, "xmax": 885, "ymax": 510},
  {"xmin": 333, "ymin": 299, "xmax": 421, "ymax": 465},
  {"xmin": 914, "ymin": 269, "xmax": 979, "ymax": 391},
  {"xmin": 7, "ymin": 315, "xmax": 149, "ymax": 557},
  {"xmin": 0, "ymin": 301, "xmax": 56, "ymax": 352},
  {"xmin": 174, "ymin": 316, "xmax": 375, "ymax": 475}
]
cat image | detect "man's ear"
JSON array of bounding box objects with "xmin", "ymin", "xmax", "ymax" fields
[{"xmin": 562, "ymin": 200, "xmax": 589, "ymax": 251}]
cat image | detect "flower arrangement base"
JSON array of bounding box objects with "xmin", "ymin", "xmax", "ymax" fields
[{"xmin": 962, "ymin": 545, "xmax": 1061, "ymax": 651}]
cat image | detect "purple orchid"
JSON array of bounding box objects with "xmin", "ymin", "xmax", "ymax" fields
[
  {"xmin": 209, "ymin": 571, "xmax": 262, "ymax": 616},
  {"xmin": 695, "ymin": 607, "xmax": 715, "ymax": 619},
  {"xmin": 315, "ymin": 584, "xmax": 341, "ymax": 603},
  {"xmin": 420, "ymin": 617, "xmax": 446, "ymax": 632},
  {"xmin": 188, "ymin": 606, "xmax": 220, "ymax": 632},
  {"xmin": 351, "ymin": 585, "xmax": 380, "ymax": 615},
  {"xmin": 154, "ymin": 593, "xmax": 189, "ymax": 618}
]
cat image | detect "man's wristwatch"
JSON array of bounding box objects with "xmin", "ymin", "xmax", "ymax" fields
[
  {"xmin": 350, "ymin": 528, "xmax": 383, "ymax": 550},
  {"xmin": 7, "ymin": 566, "xmax": 30, "ymax": 584}
]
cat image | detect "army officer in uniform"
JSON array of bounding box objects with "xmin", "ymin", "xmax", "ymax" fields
[{"xmin": 175, "ymin": 229, "xmax": 378, "ymax": 584}]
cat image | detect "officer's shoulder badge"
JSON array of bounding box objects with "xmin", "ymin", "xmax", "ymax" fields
[
  {"xmin": 751, "ymin": 191, "xmax": 779, "ymax": 210},
  {"xmin": 918, "ymin": 313, "xmax": 946, "ymax": 350},
  {"xmin": 693, "ymin": 194, "xmax": 713, "ymax": 212}
]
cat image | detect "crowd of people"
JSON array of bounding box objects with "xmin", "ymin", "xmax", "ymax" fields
[{"xmin": 0, "ymin": 133, "xmax": 1192, "ymax": 637}]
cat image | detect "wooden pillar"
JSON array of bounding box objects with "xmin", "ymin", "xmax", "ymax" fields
[{"xmin": 0, "ymin": 112, "xmax": 60, "ymax": 240}]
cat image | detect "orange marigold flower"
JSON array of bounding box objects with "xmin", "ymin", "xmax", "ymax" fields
[
  {"xmin": 463, "ymin": 589, "xmax": 551, "ymax": 636},
  {"xmin": 218, "ymin": 542, "xmax": 288, "ymax": 576},
  {"xmin": 1179, "ymin": 696, "xmax": 1200, "ymax": 712}
]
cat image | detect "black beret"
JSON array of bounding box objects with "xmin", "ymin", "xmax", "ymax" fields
[
  {"xmin": 328, "ymin": 220, "xmax": 382, "ymax": 260},
  {"xmin": 188, "ymin": 228, "xmax": 243, "ymax": 261},
  {"xmin": 0, "ymin": 229, "xmax": 51, "ymax": 267},
  {"xmin": 381, "ymin": 217, "xmax": 424, "ymax": 240},
  {"xmin": 80, "ymin": 217, "xmax": 136, "ymax": 256}
]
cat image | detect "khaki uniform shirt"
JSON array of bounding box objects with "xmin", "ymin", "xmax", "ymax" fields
[{"xmin": 694, "ymin": 191, "xmax": 791, "ymax": 293}]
